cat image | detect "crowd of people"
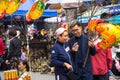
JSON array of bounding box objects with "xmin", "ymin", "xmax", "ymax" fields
[{"xmin": 0, "ymin": 29, "xmax": 31, "ymax": 79}]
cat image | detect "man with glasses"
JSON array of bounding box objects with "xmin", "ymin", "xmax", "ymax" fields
[{"xmin": 68, "ymin": 19, "xmax": 96, "ymax": 80}]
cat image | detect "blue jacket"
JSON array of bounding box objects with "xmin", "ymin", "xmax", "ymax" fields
[
  {"xmin": 50, "ymin": 41, "xmax": 73, "ymax": 75},
  {"xmin": 68, "ymin": 34, "xmax": 96, "ymax": 80}
]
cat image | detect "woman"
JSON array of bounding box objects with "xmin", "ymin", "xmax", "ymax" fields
[
  {"xmin": 90, "ymin": 31, "xmax": 112, "ymax": 80},
  {"xmin": 0, "ymin": 30, "xmax": 5, "ymax": 70},
  {"xmin": 18, "ymin": 59, "xmax": 31, "ymax": 80},
  {"xmin": 50, "ymin": 28, "xmax": 78, "ymax": 80}
]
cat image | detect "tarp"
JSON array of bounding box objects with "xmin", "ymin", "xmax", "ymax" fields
[
  {"xmin": 108, "ymin": 4, "xmax": 120, "ymax": 15},
  {"xmin": 13, "ymin": 0, "xmax": 58, "ymax": 17},
  {"xmin": 14, "ymin": 10, "xmax": 58, "ymax": 17},
  {"xmin": 77, "ymin": 6, "xmax": 109, "ymax": 23},
  {"xmin": 77, "ymin": 4, "xmax": 120, "ymax": 23}
]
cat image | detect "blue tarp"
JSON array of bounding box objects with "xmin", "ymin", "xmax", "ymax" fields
[
  {"xmin": 105, "ymin": 15, "xmax": 120, "ymax": 24},
  {"xmin": 108, "ymin": 5, "xmax": 120, "ymax": 15},
  {"xmin": 12, "ymin": 0, "xmax": 58, "ymax": 17},
  {"xmin": 13, "ymin": 10, "xmax": 58, "ymax": 17}
]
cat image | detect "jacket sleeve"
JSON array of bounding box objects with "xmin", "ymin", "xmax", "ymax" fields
[
  {"xmin": 106, "ymin": 48, "xmax": 112, "ymax": 70},
  {"xmin": 50, "ymin": 47, "xmax": 64, "ymax": 67}
]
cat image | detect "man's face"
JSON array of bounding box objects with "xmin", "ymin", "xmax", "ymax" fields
[{"xmin": 71, "ymin": 24, "xmax": 82, "ymax": 37}]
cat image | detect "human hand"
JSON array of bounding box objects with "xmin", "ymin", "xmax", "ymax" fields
[
  {"xmin": 64, "ymin": 62, "xmax": 73, "ymax": 71},
  {"xmin": 72, "ymin": 42, "xmax": 79, "ymax": 52},
  {"xmin": 5, "ymin": 60, "xmax": 9, "ymax": 64},
  {"xmin": 88, "ymin": 41, "xmax": 94, "ymax": 47}
]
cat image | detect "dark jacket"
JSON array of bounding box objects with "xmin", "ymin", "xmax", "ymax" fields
[
  {"xmin": 8, "ymin": 37, "xmax": 22, "ymax": 59},
  {"xmin": 50, "ymin": 41, "xmax": 73, "ymax": 75},
  {"xmin": 68, "ymin": 34, "xmax": 96, "ymax": 80}
]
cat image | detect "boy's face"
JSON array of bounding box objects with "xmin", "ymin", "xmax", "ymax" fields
[
  {"xmin": 71, "ymin": 24, "xmax": 82, "ymax": 37},
  {"xmin": 18, "ymin": 62, "xmax": 26, "ymax": 71}
]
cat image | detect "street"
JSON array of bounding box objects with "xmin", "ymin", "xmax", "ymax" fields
[
  {"xmin": 0, "ymin": 71, "xmax": 120, "ymax": 80},
  {"xmin": 0, "ymin": 72, "xmax": 55, "ymax": 80}
]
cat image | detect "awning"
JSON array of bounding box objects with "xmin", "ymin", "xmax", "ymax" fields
[{"xmin": 13, "ymin": 9, "xmax": 58, "ymax": 17}]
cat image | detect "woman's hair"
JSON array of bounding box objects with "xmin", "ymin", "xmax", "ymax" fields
[{"xmin": 18, "ymin": 59, "xmax": 30, "ymax": 71}]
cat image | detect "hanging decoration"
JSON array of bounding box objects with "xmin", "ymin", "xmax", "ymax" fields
[
  {"xmin": 0, "ymin": 0, "xmax": 26, "ymax": 19},
  {"xmin": 26, "ymin": 0, "xmax": 45, "ymax": 21},
  {"xmin": 88, "ymin": 19, "xmax": 120, "ymax": 49},
  {"xmin": 0, "ymin": 0, "xmax": 7, "ymax": 19},
  {"xmin": 0, "ymin": 0, "xmax": 6, "ymax": 14},
  {"xmin": 6, "ymin": 0, "xmax": 26, "ymax": 15}
]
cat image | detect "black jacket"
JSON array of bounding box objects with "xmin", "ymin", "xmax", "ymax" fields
[{"xmin": 7, "ymin": 37, "xmax": 22, "ymax": 59}]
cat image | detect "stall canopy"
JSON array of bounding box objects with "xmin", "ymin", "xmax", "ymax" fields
[
  {"xmin": 77, "ymin": 4, "xmax": 120, "ymax": 23},
  {"xmin": 13, "ymin": 0, "xmax": 58, "ymax": 17}
]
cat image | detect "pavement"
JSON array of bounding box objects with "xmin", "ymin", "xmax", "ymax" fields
[
  {"xmin": 0, "ymin": 71, "xmax": 120, "ymax": 80},
  {"xmin": 0, "ymin": 71, "xmax": 55, "ymax": 80}
]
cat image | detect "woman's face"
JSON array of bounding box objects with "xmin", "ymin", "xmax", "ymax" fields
[
  {"xmin": 18, "ymin": 62, "xmax": 26, "ymax": 71},
  {"xmin": 58, "ymin": 31, "xmax": 69, "ymax": 43}
]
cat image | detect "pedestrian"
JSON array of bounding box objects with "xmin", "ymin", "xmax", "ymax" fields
[
  {"xmin": 100, "ymin": 12, "xmax": 114, "ymax": 78},
  {"xmin": 18, "ymin": 59, "xmax": 30, "ymax": 80},
  {"xmin": 6, "ymin": 29, "xmax": 22, "ymax": 69},
  {"xmin": 111, "ymin": 42, "xmax": 120, "ymax": 76},
  {"xmin": 90, "ymin": 31, "xmax": 112, "ymax": 80},
  {"xmin": 50, "ymin": 27, "xmax": 79, "ymax": 80},
  {"xmin": 0, "ymin": 30, "xmax": 5, "ymax": 70},
  {"xmin": 68, "ymin": 19, "xmax": 96, "ymax": 80}
]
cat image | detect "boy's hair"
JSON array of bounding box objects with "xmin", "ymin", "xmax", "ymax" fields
[
  {"xmin": 18, "ymin": 59, "xmax": 29, "ymax": 71},
  {"xmin": 9, "ymin": 30, "xmax": 17, "ymax": 37}
]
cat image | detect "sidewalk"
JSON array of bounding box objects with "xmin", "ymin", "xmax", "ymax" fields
[
  {"xmin": 0, "ymin": 71, "xmax": 120, "ymax": 80},
  {"xmin": 0, "ymin": 72, "xmax": 55, "ymax": 80}
]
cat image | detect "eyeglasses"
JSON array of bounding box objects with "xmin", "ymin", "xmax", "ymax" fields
[{"xmin": 71, "ymin": 29, "xmax": 79, "ymax": 33}]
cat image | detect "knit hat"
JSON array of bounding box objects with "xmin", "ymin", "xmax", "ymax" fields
[{"xmin": 55, "ymin": 28, "xmax": 66, "ymax": 38}]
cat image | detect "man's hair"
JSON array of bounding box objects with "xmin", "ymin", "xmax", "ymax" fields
[
  {"xmin": 9, "ymin": 30, "xmax": 17, "ymax": 37},
  {"xmin": 69, "ymin": 19, "xmax": 82, "ymax": 28}
]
